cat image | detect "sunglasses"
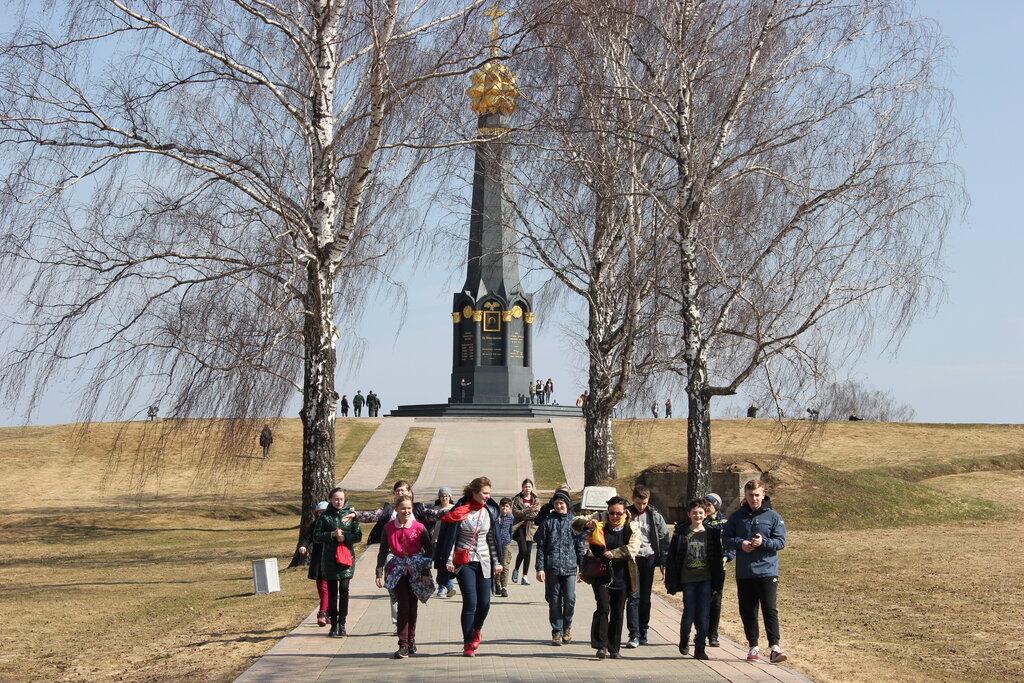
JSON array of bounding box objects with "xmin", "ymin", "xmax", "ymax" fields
[{"xmin": 607, "ymin": 511, "xmax": 626, "ymax": 516}]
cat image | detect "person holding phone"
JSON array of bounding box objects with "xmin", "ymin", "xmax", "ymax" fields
[{"xmin": 722, "ymin": 479, "xmax": 788, "ymax": 664}]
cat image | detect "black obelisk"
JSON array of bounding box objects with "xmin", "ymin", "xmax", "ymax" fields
[{"xmin": 450, "ymin": 32, "xmax": 533, "ymax": 405}]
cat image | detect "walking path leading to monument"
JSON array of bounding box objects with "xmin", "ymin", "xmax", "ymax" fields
[
  {"xmin": 236, "ymin": 548, "xmax": 811, "ymax": 683},
  {"xmin": 340, "ymin": 417, "xmax": 587, "ymax": 494}
]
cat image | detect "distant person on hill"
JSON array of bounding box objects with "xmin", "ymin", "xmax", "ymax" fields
[
  {"xmin": 576, "ymin": 394, "xmax": 584, "ymax": 407},
  {"xmin": 298, "ymin": 501, "xmax": 331, "ymax": 627},
  {"xmin": 747, "ymin": 405, "xmax": 758, "ymax": 418},
  {"xmin": 353, "ymin": 390, "xmax": 364, "ymax": 416},
  {"xmin": 259, "ymin": 424, "xmax": 273, "ymax": 459},
  {"xmin": 666, "ymin": 498, "xmax": 725, "ymax": 660},
  {"xmin": 651, "ymin": 401, "xmax": 659, "ymax": 418},
  {"xmin": 146, "ymin": 405, "xmax": 159, "ymax": 420},
  {"xmin": 665, "ymin": 399, "xmax": 673, "ymax": 419},
  {"xmin": 340, "ymin": 394, "xmax": 349, "ymax": 417},
  {"xmin": 313, "ymin": 487, "xmax": 362, "ymax": 636},
  {"xmin": 368, "ymin": 390, "xmax": 381, "ymax": 417},
  {"xmin": 722, "ymin": 479, "xmax": 788, "ymax": 665},
  {"xmin": 849, "ymin": 413, "xmax": 863, "ymax": 421}
]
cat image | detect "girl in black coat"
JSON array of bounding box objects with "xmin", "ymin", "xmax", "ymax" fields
[{"xmin": 299, "ymin": 501, "xmax": 330, "ymax": 626}]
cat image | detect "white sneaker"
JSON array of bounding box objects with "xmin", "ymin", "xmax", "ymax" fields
[
  {"xmin": 747, "ymin": 646, "xmax": 760, "ymax": 661},
  {"xmin": 769, "ymin": 646, "xmax": 787, "ymax": 664}
]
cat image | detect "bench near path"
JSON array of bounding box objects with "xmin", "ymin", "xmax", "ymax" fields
[{"xmin": 235, "ymin": 548, "xmax": 811, "ymax": 683}]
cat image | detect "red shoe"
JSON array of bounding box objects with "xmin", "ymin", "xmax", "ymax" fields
[
  {"xmin": 463, "ymin": 643, "xmax": 475, "ymax": 657},
  {"xmin": 316, "ymin": 612, "xmax": 327, "ymax": 627},
  {"xmin": 471, "ymin": 630, "xmax": 482, "ymax": 650}
]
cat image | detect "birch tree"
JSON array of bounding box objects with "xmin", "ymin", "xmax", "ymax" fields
[
  {"xmin": 512, "ymin": 1, "xmax": 672, "ymax": 485},
  {"xmin": 0, "ymin": 0, "xmax": 488, "ymax": 553},
  {"xmin": 624, "ymin": 0, "xmax": 961, "ymax": 498}
]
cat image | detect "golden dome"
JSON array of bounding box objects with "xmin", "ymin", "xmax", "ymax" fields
[{"xmin": 467, "ymin": 60, "xmax": 518, "ymax": 116}]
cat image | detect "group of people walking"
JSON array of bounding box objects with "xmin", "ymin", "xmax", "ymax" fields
[
  {"xmin": 339, "ymin": 390, "xmax": 382, "ymax": 417},
  {"xmin": 298, "ymin": 477, "xmax": 788, "ymax": 665}
]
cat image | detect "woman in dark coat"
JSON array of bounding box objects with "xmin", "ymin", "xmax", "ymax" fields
[
  {"xmin": 313, "ymin": 487, "xmax": 362, "ymax": 636},
  {"xmin": 299, "ymin": 501, "xmax": 330, "ymax": 626}
]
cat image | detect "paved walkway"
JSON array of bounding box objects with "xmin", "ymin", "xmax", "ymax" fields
[
  {"xmin": 340, "ymin": 417, "xmax": 584, "ymax": 496},
  {"xmin": 236, "ymin": 549, "xmax": 811, "ymax": 683}
]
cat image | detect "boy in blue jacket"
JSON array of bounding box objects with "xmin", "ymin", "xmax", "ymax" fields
[
  {"xmin": 493, "ymin": 497, "xmax": 515, "ymax": 598},
  {"xmin": 722, "ymin": 479, "xmax": 788, "ymax": 664},
  {"xmin": 534, "ymin": 490, "xmax": 585, "ymax": 645}
]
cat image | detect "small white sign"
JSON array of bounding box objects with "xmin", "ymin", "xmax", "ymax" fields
[
  {"xmin": 252, "ymin": 558, "xmax": 281, "ymax": 594},
  {"xmin": 580, "ymin": 486, "xmax": 618, "ymax": 511}
]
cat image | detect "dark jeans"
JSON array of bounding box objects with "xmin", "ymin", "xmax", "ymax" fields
[
  {"xmin": 544, "ymin": 572, "xmax": 576, "ymax": 633},
  {"xmin": 708, "ymin": 584, "xmax": 723, "ymax": 638},
  {"xmin": 591, "ymin": 583, "xmax": 627, "ymax": 653},
  {"xmin": 736, "ymin": 576, "xmax": 781, "ymax": 647},
  {"xmin": 513, "ymin": 533, "xmax": 533, "ymax": 574},
  {"xmin": 394, "ymin": 575, "xmax": 418, "ymax": 648},
  {"xmin": 626, "ymin": 555, "xmax": 657, "ymax": 638},
  {"xmin": 326, "ymin": 578, "xmax": 350, "ymax": 624},
  {"xmin": 455, "ymin": 562, "xmax": 492, "ymax": 644},
  {"xmin": 681, "ymin": 580, "xmax": 712, "ymax": 648}
]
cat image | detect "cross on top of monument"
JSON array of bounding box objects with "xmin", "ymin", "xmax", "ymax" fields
[{"xmin": 483, "ymin": 1, "xmax": 505, "ymax": 56}]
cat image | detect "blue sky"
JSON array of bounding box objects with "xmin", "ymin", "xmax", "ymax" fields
[{"xmin": 2, "ymin": 0, "xmax": 1020, "ymax": 426}]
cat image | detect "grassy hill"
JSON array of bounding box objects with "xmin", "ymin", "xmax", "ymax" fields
[{"xmin": 1, "ymin": 417, "xmax": 1021, "ymax": 681}]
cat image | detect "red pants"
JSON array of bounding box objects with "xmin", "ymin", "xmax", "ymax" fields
[
  {"xmin": 317, "ymin": 579, "xmax": 329, "ymax": 613},
  {"xmin": 394, "ymin": 575, "xmax": 419, "ymax": 648}
]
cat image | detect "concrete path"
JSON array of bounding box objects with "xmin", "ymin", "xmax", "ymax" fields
[
  {"xmin": 411, "ymin": 419, "xmax": 539, "ymax": 496},
  {"xmin": 340, "ymin": 417, "xmax": 585, "ymax": 496},
  {"xmin": 236, "ymin": 548, "xmax": 811, "ymax": 683},
  {"xmin": 339, "ymin": 417, "xmax": 415, "ymax": 490}
]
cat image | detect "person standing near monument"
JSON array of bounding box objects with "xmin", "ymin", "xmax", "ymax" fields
[
  {"xmin": 259, "ymin": 424, "xmax": 273, "ymax": 459},
  {"xmin": 353, "ymin": 390, "xmax": 364, "ymax": 417},
  {"xmin": 722, "ymin": 479, "xmax": 789, "ymax": 664},
  {"xmin": 535, "ymin": 379, "xmax": 544, "ymax": 404},
  {"xmin": 544, "ymin": 378, "xmax": 553, "ymax": 404},
  {"xmin": 625, "ymin": 485, "xmax": 669, "ymax": 648},
  {"xmin": 435, "ymin": 477, "xmax": 503, "ymax": 657},
  {"xmin": 529, "ymin": 381, "xmax": 536, "ymax": 404},
  {"xmin": 459, "ymin": 378, "xmax": 472, "ymax": 403}
]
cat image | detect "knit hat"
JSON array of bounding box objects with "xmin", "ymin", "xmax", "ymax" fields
[
  {"xmin": 551, "ymin": 490, "xmax": 572, "ymax": 507},
  {"xmin": 438, "ymin": 486, "xmax": 453, "ymax": 499},
  {"xmin": 704, "ymin": 493, "xmax": 722, "ymax": 510},
  {"xmin": 316, "ymin": 501, "xmax": 329, "ymax": 511}
]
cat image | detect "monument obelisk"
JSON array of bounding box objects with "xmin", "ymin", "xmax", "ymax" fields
[{"xmin": 450, "ymin": 4, "xmax": 534, "ymax": 404}]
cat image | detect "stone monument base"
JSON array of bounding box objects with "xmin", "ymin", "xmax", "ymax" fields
[{"xmin": 388, "ymin": 402, "xmax": 583, "ymax": 419}]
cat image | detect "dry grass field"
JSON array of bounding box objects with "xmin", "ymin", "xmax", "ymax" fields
[
  {"xmin": 619, "ymin": 419, "xmax": 1024, "ymax": 683},
  {"xmin": 0, "ymin": 418, "xmax": 386, "ymax": 682},
  {"xmin": 1, "ymin": 417, "xmax": 1021, "ymax": 681}
]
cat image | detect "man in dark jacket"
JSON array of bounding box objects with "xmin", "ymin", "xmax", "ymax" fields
[
  {"xmin": 722, "ymin": 479, "xmax": 788, "ymax": 664},
  {"xmin": 625, "ymin": 484, "xmax": 670, "ymax": 647},
  {"xmin": 353, "ymin": 390, "xmax": 365, "ymax": 416},
  {"xmin": 535, "ymin": 490, "xmax": 585, "ymax": 645}
]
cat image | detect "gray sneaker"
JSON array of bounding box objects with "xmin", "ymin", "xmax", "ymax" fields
[{"xmin": 626, "ymin": 637, "xmax": 640, "ymax": 648}]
